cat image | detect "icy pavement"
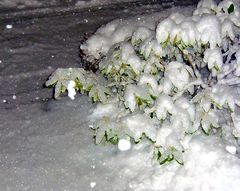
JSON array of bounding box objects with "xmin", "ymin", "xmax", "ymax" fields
[{"xmin": 1, "ymin": 1, "xmax": 240, "ymax": 191}]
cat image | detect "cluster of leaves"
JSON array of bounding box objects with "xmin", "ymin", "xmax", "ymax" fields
[
  {"xmin": 46, "ymin": 68, "xmax": 110, "ymax": 103},
  {"xmin": 46, "ymin": 0, "xmax": 240, "ymax": 165},
  {"xmin": 154, "ymin": 146, "xmax": 184, "ymax": 165}
]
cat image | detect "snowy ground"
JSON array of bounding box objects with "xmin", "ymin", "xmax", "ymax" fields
[
  {"xmin": 1, "ymin": 1, "xmax": 240, "ymax": 191},
  {"xmin": 1, "ymin": 95, "xmax": 240, "ymax": 191}
]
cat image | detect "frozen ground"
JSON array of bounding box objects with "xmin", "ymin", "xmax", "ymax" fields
[
  {"xmin": 1, "ymin": 1, "xmax": 240, "ymax": 191},
  {"xmin": 1, "ymin": 95, "xmax": 240, "ymax": 191}
]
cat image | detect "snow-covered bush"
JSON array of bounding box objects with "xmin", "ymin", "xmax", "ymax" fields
[{"xmin": 46, "ymin": 0, "xmax": 240, "ymax": 165}]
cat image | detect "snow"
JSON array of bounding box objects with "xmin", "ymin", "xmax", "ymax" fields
[
  {"xmin": 156, "ymin": 12, "xmax": 223, "ymax": 47},
  {"xmin": 156, "ymin": 18, "xmax": 175, "ymax": 44},
  {"xmin": 122, "ymin": 113, "xmax": 158, "ymax": 141},
  {"xmin": 1, "ymin": 0, "xmax": 240, "ymax": 190},
  {"xmin": 164, "ymin": 61, "xmax": 191, "ymax": 91},
  {"xmin": 81, "ymin": 6, "xmax": 194, "ymax": 61},
  {"xmin": 90, "ymin": 181, "xmax": 96, "ymax": 188},
  {"xmin": 171, "ymin": 136, "xmax": 240, "ymax": 191},
  {"xmin": 231, "ymin": 112, "xmax": 240, "ymax": 136},
  {"xmin": 1, "ymin": 96, "xmax": 240, "ymax": 191},
  {"xmin": 226, "ymin": 145, "xmax": 237, "ymax": 155},
  {"xmin": 197, "ymin": 0, "xmax": 218, "ymax": 10},
  {"xmin": 210, "ymin": 84, "xmax": 237, "ymax": 111},
  {"xmin": 124, "ymin": 84, "xmax": 151, "ymax": 112},
  {"xmin": 118, "ymin": 139, "xmax": 131, "ymax": 151},
  {"xmin": 155, "ymin": 125, "xmax": 173, "ymax": 147},
  {"xmin": 120, "ymin": 43, "xmax": 144, "ymax": 75},
  {"xmin": 222, "ymin": 19, "xmax": 235, "ymax": 40},
  {"xmin": 67, "ymin": 80, "xmax": 76, "ymax": 100},
  {"xmin": 197, "ymin": 15, "xmax": 222, "ymax": 48},
  {"xmin": 155, "ymin": 94, "xmax": 175, "ymax": 120},
  {"xmin": 6, "ymin": 24, "xmax": 13, "ymax": 29},
  {"xmin": 138, "ymin": 74, "xmax": 158, "ymax": 95},
  {"xmin": 124, "ymin": 84, "xmax": 138, "ymax": 112},
  {"xmin": 203, "ymin": 47, "xmax": 223, "ymax": 74}
]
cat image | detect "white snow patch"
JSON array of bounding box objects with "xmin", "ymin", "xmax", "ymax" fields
[
  {"xmin": 203, "ymin": 47, "xmax": 223, "ymax": 76},
  {"xmin": 118, "ymin": 139, "xmax": 131, "ymax": 151},
  {"xmin": 129, "ymin": 135, "xmax": 240, "ymax": 191},
  {"xmin": 1, "ymin": 90, "xmax": 240, "ymax": 191},
  {"xmin": 6, "ymin": 24, "xmax": 13, "ymax": 29},
  {"xmin": 90, "ymin": 181, "xmax": 96, "ymax": 188},
  {"xmin": 67, "ymin": 80, "xmax": 76, "ymax": 100},
  {"xmin": 226, "ymin": 145, "xmax": 237, "ymax": 155}
]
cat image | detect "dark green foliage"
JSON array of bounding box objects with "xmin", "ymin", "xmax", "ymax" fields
[{"xmin": 228, "ymin": 4, "xmax": 234, "ymax": 14}]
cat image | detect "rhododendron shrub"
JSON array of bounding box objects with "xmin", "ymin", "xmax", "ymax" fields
[{"xmin": 46, "ymin": 0, "xmax": 240, "ymax": 165}]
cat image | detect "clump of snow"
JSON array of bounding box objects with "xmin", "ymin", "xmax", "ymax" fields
[
  {"xmin": 155, "ymin": 94, "xmax": 175, "ymax": 120},
  {"xmin": 6, "ymin": 24, "xmax": 13, "ymax": 29},
  {"xmin": 231, "ymin": 112, "xmax": 240, "ymax": 136},
  {"xmin": 197, "ymin": 15, "xmax": 222, "ymax": 48},
  {"xmin": 124, "ymin": 84, "xmax": 151, "ymax": 112},
  {"xmin": 122, "ymin": 113, "xmax": 159, "ymax": 142},
  {"xmin": 67, "ymin": 80, "xmax": 76, "ymax": 100},
  {"xmin": 90, "ymin": 181, "xmax": 96, "ymax": 188},
  {"xmin": 197, "ymin": 0, "xmax": 218, "ymax": 11},
  {"xmin": 226, "ymin": 145, "xmax": 237, "ymax": 154},
  {"xmin": 118, "ymin": 139, "xmax": 131, "ymax": 151},
  {"xmin": 138, "ymin": 74, "xmax": 158, "ymax": 95},
  {"xmin": 203, "ymin": 47, "xmax": 223, "ymax": 76},
  {"xmin": 162, "ymin": 61, "xmax": 193, "ymax": 93},
  {"xmin": 156, "ymin": 18, "xmax": 175, "ymax": 44},
  {"xmin": 222, "ymin": 19, "xmax": 235, "ymax": 40}
]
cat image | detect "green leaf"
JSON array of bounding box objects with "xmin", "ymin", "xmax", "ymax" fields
[
  {"xmin": 108, "ymin": 135, "xmax": 119, "ymax": 145},
  {"xmin": 228, "ymin": 4, "xmax": 234, "ymax": 14},
  {"xmin": 159, "ymin": 154, "xmax": 174, "ymax": 165}
]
